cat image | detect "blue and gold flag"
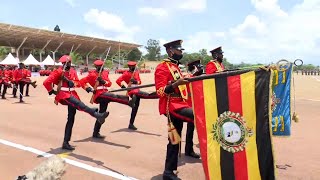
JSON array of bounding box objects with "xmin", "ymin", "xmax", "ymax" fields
[{"xmin": 271, "ymin": 63, "xmax": 293, "ymax": 136}]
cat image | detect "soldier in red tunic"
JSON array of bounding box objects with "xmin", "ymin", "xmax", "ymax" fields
[
  {"xmin": 24, "ymin": 67, "xmax": 37, "ymax": 96},
  {"xmin": 43, "ymin": 55, "xmax": 109, "ymax": 150},
  {"xmin": 116, "ymin": 61, "xmax": 158, "ymax": 130},
  {"xmin": 154, "ymin": 40, "xmax": 194, "ymax": 180},
  {"xmin": 80, "ymin": 59, "xmax": 136, "ymax": 138},
  {"xmin": 5, "ymin": 66, "xmax": 14, "ymax": 95},
  {"xmin": 12, "ymin": 63, "xmax": 29, "ymax": 102},
  {"xmin": 182, "ymin": 59, "xmax": 205, "ymax": 159},
  {"xmin": 0, "ymin": 65, "xmax": 10, "ymax": 99},
  {"xmin": 205, "ymin": 46, "xmax": 225, "ymax": 74}
]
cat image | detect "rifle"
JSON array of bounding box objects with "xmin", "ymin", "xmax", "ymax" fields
[
  {"xmin": 108, "ymin": 68, "xmax": 264, "ymax": 93},
  {"xmin": 89, "ymin": 46, "xmax": 111, "ymax": 104},
  {"xmin": 126, "ymin": 56, "xmax": 143, "ymax": 96},
  {"xmin": 54, "ymin": 63, "xmax": 68, "ymax": 105},
  {"xmin": 109, "ymin": 83, "xmax": 155, "ymax": 93}
]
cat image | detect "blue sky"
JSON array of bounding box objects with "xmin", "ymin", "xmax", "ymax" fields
[{"xmin": 0, "ymin": 0, "xmax": 319, "ymax": 65}]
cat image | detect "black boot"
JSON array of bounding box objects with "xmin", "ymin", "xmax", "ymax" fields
[
  {"xmin": 12, "ymin": 86, "xmax": 17, "ymax": 98},
  {"xmin": 92, "ymin": 121, "xmax": 105, "ymax": 139},
  {"xmin": 185, "ymin": 151, "xmax": 200, "ymax": 159},
  {"xmin": 163, "ymin": 170, "xmax": 181, "ymax": 180},
  {"xmin": 25, "ymin": 84, "xmax": 30, "ymax": 96},
  {"xmin": 93, "ymin": 132, "xmax": 105, "ymax": 139},
  {"xmin": 185, "ymin": 123, "xmax": 200, "ymax": 159},
  {"xmin": 62, "ymin": 141, "xmax": 75, "ymax": 150},
  {"xmin": 1, "ymin": 85, "xmax": 7, "ymax": 99},
  {"xmin": 128, "ymin": 124, "xmax": 137, "ymax": 130},
  {"xmin": 128, "ymin": 96, "xmax": 140, "ymax": 130},
  {"xmin": 67, "ymin": 96, "xmax": 109, "ymax": 124}
]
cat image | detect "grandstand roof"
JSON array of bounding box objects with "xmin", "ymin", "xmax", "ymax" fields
[{"xmin": 0, "ymin": 22, "xmax": 141, "ymax": 55}]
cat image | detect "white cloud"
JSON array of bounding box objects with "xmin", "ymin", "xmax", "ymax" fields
[
  {"xmin": 251, "ymin": 0, "xmax": 288, "ymax": 17},
  {"xmin": 138, "ymin": 0, "xmax": 207, "ymax": 18},
  {"xmin": 84, "ymin": 9, "xmax": 140, "ymax": 44},
  {"xmin": 230, "ymin": 15, "xmax": 267, "ymax": 36},
  {"xmin": 184, "ymin": 0, "xmax": 320, "ymax": 65},
  {"xmin": 84, "ymin": 9, "xmax": 140, "ymax": 34},
  {"xmin": 178, "ymin": 0, "xmax": 207, "ymax": 12},
  {"xmin": 65, "ymin": 0, "xmax": 76, "ymax": 7},
  {"xmin": 138, "ymin": 7, "xmax": 169, "ymax": 18}
]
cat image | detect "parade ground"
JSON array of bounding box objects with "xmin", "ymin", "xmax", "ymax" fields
[{"xmin": 0, "ymin": 73, "xmax": 319, "ymax": 180}]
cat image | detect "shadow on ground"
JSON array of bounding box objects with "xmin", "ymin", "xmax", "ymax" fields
[
  {"xmin": 150, "ymin": 174, "xmax": 163, "ymax": 180},
  {"xmin": 73, "ymin": 137, "xmax": 131, "ymax": 149},
  {"xmin": 110, "ymin": 128, "xmax": 162, "ymax": 137}
]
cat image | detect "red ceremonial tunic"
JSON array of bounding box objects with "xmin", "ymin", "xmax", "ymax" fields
[
  {"xmin": 25, "ymin": 70, "xmax": 32, "ymax": 83},
  {"xmin": 205, "ymin": 60, "xmax": 225, "ymax": 74},
  {"xmin": 116, "ymin": 70, "xmax": 141, "ymax": 96},
  {"xmin": 0, "ymin": 69, "xmax": 9, "ymax": 84},
  {"xmin": 79, "ymin": 70, "xmax": 111, "ymax": 103},
  {"xmin": 6, "ymin": 69, "xmax": 13, "ymax": 82},
  {"xmin": 43, "ymin": 67, "xmax": 80, "ymax": 104},
  {"xmin": 13, "ymin": 69, "xmax": 29, "ymax": 83},
  {"xmin": 154, "ymin": 60, "xmax": 189, "ymax": 115}
]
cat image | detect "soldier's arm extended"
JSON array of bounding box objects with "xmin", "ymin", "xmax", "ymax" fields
[
  {"xmin": 116, "ymin": 73, "xmax": 126, "ymax": 88},
  {"xmin": 43, "ymin": 70, "xmax": 60, "ymax": 94},
  {"xmin": 155, "ymin": 66, "xmax": 187, "ymax": 96},
  {"xmin": 103, "ymin": 72, "xmax": 112, "ymax": 87},
  {"xmin": 79, "ymin": 73, "xmax": 91, "ymax": 89},
  {"xmin": 135, "ymin": 72, "xmax": 142, "ymax": 85}
]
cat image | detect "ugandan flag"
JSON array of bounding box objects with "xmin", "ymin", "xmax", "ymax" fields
[{"xmin": 190, "ymin": 69, "xmax": 275, "ymax": 180}]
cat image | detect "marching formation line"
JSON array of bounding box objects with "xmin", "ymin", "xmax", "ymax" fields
[{"xmin": 0, "ymin": 138, "xmax": 138, "ymax": 180}]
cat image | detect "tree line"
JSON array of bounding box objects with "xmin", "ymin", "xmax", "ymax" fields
[
  {"xmin": 1, "ymin": 39, "xmax": 319, "ymax": 71},
  {"xmin": 137, "ymin": 39, "xmax": 318, "ymax": 71}
]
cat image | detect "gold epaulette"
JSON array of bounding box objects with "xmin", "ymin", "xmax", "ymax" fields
[{"xmin": 162, "ymin": 59, "xmax": 171, "ymax": 63}]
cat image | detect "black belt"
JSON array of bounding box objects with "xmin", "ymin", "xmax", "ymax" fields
[{"xmin": 169, "ymin": 93, "xmax": 182, "ymax": 98}]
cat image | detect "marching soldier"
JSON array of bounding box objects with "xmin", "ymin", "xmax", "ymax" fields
[
  {"xmin": 116, "ymin": 61, "xmax": 158, "ymax": 130},
  {"xmin": 24, "ymin": 66, "xmax": 37, "ymax": 96},
  {"xmin": 154, "ymin": 40, "xmax": 194, "ymax": 180},
  {"xmin": 0, "ymin": 65, "xmax": 10, "ymax": 99},
  {"xmin": 80, "ymin": 59, "xmax": 136, "ymax": 138},
  {"xmin": 5, "ymin": 66, "xmax": 14, "ymax": 95},
  {"xmin": 0, "ymin": 65, "xmax": 3, "ymax": 96},
  {"xmin": 182, "ymin": 60, "xmax": 204, "ymax": 159},
  {"xmin": 13, "ymin": 63, "xmax": 29, "ymax": 102},
  {"xmin": 206, "ymin": 46, "xmax": 225, "ymax": 74},
  {"xmin": 43, "ymin": 55, "xmax": 109, "ymax": 150}
]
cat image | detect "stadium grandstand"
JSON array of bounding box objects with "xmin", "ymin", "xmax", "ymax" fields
[{"xmin": 0, "ymin": 22, "xmax": 142, "ymax": 68}]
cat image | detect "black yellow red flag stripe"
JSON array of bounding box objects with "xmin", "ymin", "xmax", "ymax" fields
[{"xmin": 190, "ymin": 69, "xmax": 275, "ymax": 180}]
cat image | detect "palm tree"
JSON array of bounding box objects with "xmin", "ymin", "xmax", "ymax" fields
[{"xmin": 70, "ymin": 52, "xmax": 84, "ymax": 65}]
